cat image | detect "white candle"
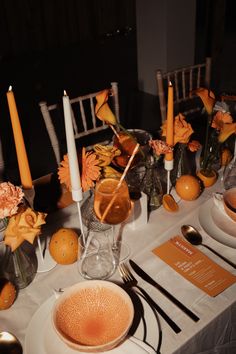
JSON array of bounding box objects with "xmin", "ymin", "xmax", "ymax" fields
[{"xmin": 63, "ymin": 91, "xmax": 83, "ymax": 202}]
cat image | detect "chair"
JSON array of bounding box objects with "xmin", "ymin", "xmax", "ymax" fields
[
  {"xmin": 0, "ymin": 137, "xmax": 4, "ymax": 182},
  {"xmin": 39, "ymin": 82, "xmax": 120, "ymax": 166},
  {"xmin": 156, "ymin": 58, "xmax": 212, "ymax": 123}
]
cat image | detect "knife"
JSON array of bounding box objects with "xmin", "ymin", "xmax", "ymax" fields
[{"xmin": 129, "ymin": 259, "xmax": 200, "ymax": 322}]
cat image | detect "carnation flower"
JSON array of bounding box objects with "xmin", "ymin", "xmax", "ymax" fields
[
  {"xmin": 149, "ymin": 139, "xmax": 173, "ymax": 156},
  {"xmin": 0, "ymin": 182, "xmax": 24, "ymax": 219}
]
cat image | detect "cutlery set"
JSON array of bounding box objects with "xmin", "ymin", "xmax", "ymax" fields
[
  {"xmin": 119, "ymin": 225, "xmax": 235, "ymax": 336},
  {"xmin": 119, "ymin": 259, "xmax": 200, "ymax": 335}
]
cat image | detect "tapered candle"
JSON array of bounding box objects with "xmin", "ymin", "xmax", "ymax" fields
[
  {"xmin": 6, "ymin": 86, "xmax": 33, "ymax": 189},
  {"xmin": 62, "ymin": 91, "xmax": 83, "ymax": 202},
  {"xmin": 165, "ymin": 82, "xmax": 174, "ymax": 162}
]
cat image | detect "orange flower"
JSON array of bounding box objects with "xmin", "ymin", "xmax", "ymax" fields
[
  {"xmin": 149, "ymin": 139, "xmax": 173, "ymax": 155},
  {"xmin": 81, "ymin": 148, "xmax": 101, "ymax": 192},
  {"xmin": 95, "ymin": 89, "xmax": 117, "ymax": 125},
  {"xmin": 58, "ymin": 149, "xmax": 101, "ymax": 192},
  {"xmin": 187, "ymin": 140, "xmax": 201, "ymax": 152},
  {"xmin": 58, "ymin": 155, "xmax": 71, "ymax": 191},
  {"xmin": 194, "ymin": 87, "xmax": 215, "ymax": 115},
  {"xmin": 4, "ymin": 207, "xmax": 47, "ymax": 252},
  {"xmin": 0, "ymin": 182, "xmax": 24, "ymax": 218},
  {"xmin": 162, "ymin": 113, "xmax": 194, "ymax": 145},
  {"xmin": 218, "ymin": 123, "xmax": 236, "ymax": 143},
  {"xmin": 211, "ymin": 111, "xmax": 233, "ymax": 130}
]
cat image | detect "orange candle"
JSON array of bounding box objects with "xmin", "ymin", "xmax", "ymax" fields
[
  {"xmin": 165, "ymin": 82, "xmax": 174, "ymax": 161},
  {"xmin": 6, "ymin": 86, "xmax": 33, "ymax": 189}
]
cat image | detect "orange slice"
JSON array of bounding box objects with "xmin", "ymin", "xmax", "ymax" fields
[{"xmin": 162, "ymin": 194, "xmax": 179, "ymax": 212}]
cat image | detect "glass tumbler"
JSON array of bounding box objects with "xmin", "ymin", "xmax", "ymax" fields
[{"xmin": 77, "ymin": 229, "xmax": 116, "ymax": 280}]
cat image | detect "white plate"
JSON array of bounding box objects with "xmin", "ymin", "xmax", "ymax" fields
[
  {"xmin": 24, "ymin": 294, "xmax": 158, "ymax": 354},
  {"xmin": 211, "ymin": 203, "xmax": 236, "ymax": 238},
  {"xmin": 198, "ymin": 199, "xmax": 236, "ymax": 248}
]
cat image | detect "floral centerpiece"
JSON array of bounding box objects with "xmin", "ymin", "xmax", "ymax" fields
[
  {"xmin": 0, "ymin": 181, "xmax": 47, "ymax": 289},
  {"xmin": 161, "ymin": 113, "xmax": 201, "ymax": 185},
  {"xmin": 194, "ymin": 88, "xmax": 236, "ymax": 187}
]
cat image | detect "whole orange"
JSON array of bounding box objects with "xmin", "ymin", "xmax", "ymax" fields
[
  {"xmin": 49, "ymin": 228, "xmax": 79, "ymax": 265},
  {"xmin": 0, "ymin": 278, "xmax": 17, "ymax": 310},
  {"xmin": 175, "ymin": 175, "xmax": 201, "ymax": 201}
]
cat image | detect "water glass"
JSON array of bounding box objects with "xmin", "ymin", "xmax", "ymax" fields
[{"xmin": 77, "ymin": 230, "xmax": 116, "ymax": 280}]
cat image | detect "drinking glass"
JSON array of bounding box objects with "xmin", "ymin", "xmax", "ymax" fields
[
  {"xmin": 94, "ymin": 177, "xmax": 132, "ymax": 263},
  {"xmin": 78, "ymin": 230, "xmax": 116, "ymax": 280},
  {"xmin": 222, "ymin": 157, "xmax": 236, "ymax": 190}
]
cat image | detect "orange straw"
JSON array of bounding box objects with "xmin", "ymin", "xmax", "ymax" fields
[{"xmin": 100, "ymin": 143, "xmax": 140, "ymax": 223}]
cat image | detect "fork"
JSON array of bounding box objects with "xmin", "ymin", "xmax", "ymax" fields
[{"xmin": 119, "ymin": 263, "xmax": 181, "ymax": 334}]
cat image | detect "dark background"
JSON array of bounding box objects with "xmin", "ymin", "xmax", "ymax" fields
[{"xmin": 0, "ymin": 0, "xmax": 235, "ymax": 183}]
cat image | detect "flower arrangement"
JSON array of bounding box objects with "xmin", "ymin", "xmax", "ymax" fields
[
  {"xmin": 0, "ymin": 182, "xmax": 47, "ymax": 252},
  {"xmin": 195, "ymin": 88, "xmax": 236, "ymax": 179},
  {"xmin": 58, "ymin": 89, "xmax": 142, "ymax": 194},
  {"xmin": 161, "ymin": 113, "xmax": 201, "ymax": 184},
  {"xmin": 161, "ymin": 113, "xmax": 199, "ymax": 149}
]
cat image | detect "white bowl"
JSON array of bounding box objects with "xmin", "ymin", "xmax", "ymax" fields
[{"xmin": 52, "ymin": 280, "xmax": 134, "ymax": 352}]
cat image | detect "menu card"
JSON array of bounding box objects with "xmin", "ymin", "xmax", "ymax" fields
[{"xmin": 152, "ymin": 236, "xmax": 236, "ymax": 296}]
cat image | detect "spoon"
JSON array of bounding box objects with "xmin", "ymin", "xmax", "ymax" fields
[
  {"xmin": 181, "ymin": 225, "xmax": 236, "ymax": 269},
  {"xmin": 0, "ymin": 331, "xmax": 23, "ymax": 354}
]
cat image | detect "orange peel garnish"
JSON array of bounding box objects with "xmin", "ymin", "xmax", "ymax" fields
[{"xmin": 162, "ymin": 194, "xmax": 179, "ymax": 212}]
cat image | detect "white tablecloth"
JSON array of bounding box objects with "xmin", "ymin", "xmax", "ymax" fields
[{"xmin": 1, "ymin": 180, "xmax": 236, "ymax": 354}]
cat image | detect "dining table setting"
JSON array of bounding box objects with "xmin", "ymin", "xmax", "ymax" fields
[{"xmin": 0, "ymin": 85, "xmax": 236, "ymax": 354}]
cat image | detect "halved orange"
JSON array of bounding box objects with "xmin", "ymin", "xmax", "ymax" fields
[{"xmin": 162, "ymin": 194, "xmax": 179, "ymax": 212}]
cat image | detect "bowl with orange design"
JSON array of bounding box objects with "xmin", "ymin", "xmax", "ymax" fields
[{"xmin": 51, "ymin": 280, "xmax": 134, "ymax": 352}]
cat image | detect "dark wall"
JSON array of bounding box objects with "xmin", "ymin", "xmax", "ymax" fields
[{"xmin": 0, "ymin": 0, "xmax": 138, "ymax": 182}]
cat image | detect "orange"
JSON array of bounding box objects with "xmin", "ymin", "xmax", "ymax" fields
[
  {"xmin": 175, "ymin": 175, "xmax": 201, "ymax": 201},
  {"xmin": 49, "ymin": 228, "xmax": 79, "ymax": 265},
  {"xmin": 196, "ymin": 169, "xmax": 217, "ymax": 188},
  {"xmin": 0, "ymin": 278, "xmax": 17, "ymax": 310},
  {"xmin": 162, "ymin": 194, "xmax": 179, "ymax": 212}
]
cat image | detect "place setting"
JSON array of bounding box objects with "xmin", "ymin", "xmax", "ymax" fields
[
  {"xmin": 1, "ymin": 81, "xmax": 236, "ymax": 354},
  {"xmin": 198, "ymin": 188, "xmax": 236, "ymax": 249}
]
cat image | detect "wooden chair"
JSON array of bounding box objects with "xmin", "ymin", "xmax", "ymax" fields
[
  {"xmin": 156, "ymin": 58, "xmax": 212, "ymax": 123},
  {"xmin": 39, "ymin": 82, "xmax": 120, "ymax": 166}
]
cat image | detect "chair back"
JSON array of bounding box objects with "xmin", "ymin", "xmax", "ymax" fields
[
  {"xmin": 0, "ymin": 138, "xmax": 4, "ymax": 182},
  {"xmin": 39, "ymin": 82, "xmax": 119, "ymax": 166},
  {"xmin": 156, "ymin": 58, "xmax": 211, "ymax": 123}
]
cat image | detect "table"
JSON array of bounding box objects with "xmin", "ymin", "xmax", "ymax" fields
[{"xmin": 1, "ymin": 179, "xmax": 236, "ymax": 354}]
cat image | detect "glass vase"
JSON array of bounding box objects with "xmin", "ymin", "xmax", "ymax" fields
[
  {"xmin": 2, "ymin": 243, "xmax": 38, "ymax": 289},
  {"xmin": 171, "ymin": 143, "xmax": 192, "ymax": 186},
  {"xmin": 142, "ymin": 156, "xmax": 163, "ymax": 211},
  {"xmin": 0, "ymin": 218, "xmax": 8, "ymax": 241},
  {"xmin": 81, "ymin": 190, "xmax": 111, "ymax": 232}
]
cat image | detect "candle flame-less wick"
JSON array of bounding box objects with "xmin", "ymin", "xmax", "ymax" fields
[
  {"xmin": 63, "ymin": 90, "xmax": 67, "ymax": 96},
  {"xmin": 9, "ymin": 85, "xmax": 12, "ymax": 91}
]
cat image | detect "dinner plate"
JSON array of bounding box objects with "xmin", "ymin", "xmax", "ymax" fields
[
  {"xmin": 198, "ymin": 199, "xmax": 236, "ymax": 248},
  {"xmin": 24, "ymin": 294, "xmax": 158, "ymax": 354}
]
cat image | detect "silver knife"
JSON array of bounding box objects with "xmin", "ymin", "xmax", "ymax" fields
[{"xmin": 129, "ymin": 259, "xmax": 200, "ymax": 322}]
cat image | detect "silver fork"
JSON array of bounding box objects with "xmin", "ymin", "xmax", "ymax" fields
[{"xmin": 119, "ymin": 263, "xmax": 181, "ymax": 334}]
